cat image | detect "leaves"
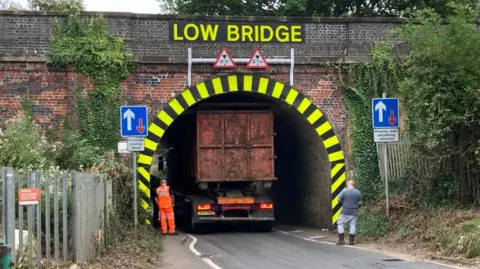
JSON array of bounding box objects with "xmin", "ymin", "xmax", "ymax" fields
[
  {"xmin": 343, "ymin": 44, "xmax": 398, "ymax": 201},
  {"xmin": 157, "ymin": 0, "xmax": 480, "ymax": 17},
  {"xmin": 0, "ymin": 115, "xmax": 55, "ymax": 170},
  {"xmin": 28, "ymin": 0, "xmax": 84, "ymax": 11},
  {"xmin": 48, "ymin": 13, "xmax": 134, "ymax": 157}
]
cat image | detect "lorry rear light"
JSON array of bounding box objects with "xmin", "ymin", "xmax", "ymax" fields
[
  {"xmin": 259, "ymin": 203, "xmax": 273, "ymax": 209},
  {"xmin": 197, "ymin": 204, "xmax": 211, "ymax": 210}
]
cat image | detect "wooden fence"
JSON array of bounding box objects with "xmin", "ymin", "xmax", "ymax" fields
[{"xmin": 379, "ymin": 136, "xmax": 480, "ymax": 205}]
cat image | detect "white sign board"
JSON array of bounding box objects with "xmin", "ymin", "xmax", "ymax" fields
[
  {"xmin": 246, "ymin": 48, "xmax": 269, "ymax": 69},
  {"xmin": 213, "ymin": 48, "xmax": 236, "ymax": 68},
  {"xmin": 118, "ymin": 141, "xmax": 129, "ymax": 153},
  {"xmin": 374, "ymin": 128, "xmax": 399, "ymax": 143},
  {"xmin": 127, "ymin": 137, "xmax": 145, "ymax": 151}
]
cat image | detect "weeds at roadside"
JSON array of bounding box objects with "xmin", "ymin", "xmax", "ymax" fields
[
  {"xmin": 63, "ymin": 226, "xmax": 164, "ymax": 269},
  {"xmin": 357, "ymin": 198, "xmax": 480, "ymax": 261}
]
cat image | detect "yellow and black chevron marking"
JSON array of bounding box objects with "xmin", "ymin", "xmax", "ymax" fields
[{"xmin": 136, "ymin": 74, "xmax": 346, "ymax": 226}]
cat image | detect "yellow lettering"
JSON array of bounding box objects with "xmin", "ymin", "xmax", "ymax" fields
[
  {"xmin": 200, "ymin": 24, "xmax": 218, "ymax": 41},
  {"xmin": 254, "ymin": 25, "xmax": 259, "ymax": 42},
  {"xmin": 227, "ymin": 25, "xmax": 240, "ymax": 41},
  {"xmin": 241, "ymin": 25, "xmax": 254, "ymax": 41},
  {"xmin": 291, "ymin": 25, "xmax": 302, "ymax": 42},
  {"xmin": 260, "ymin": 26, "xmax": 273, "ymax": 42},
  {"xmin": 184, "ymin": 23, "xmax": 199, "ymax": 41},
  {"xmin": 276, "ymin": 25, "xmax": 289, "ymax": 42},
  {"xmin": 173, "ymin": 24, "xmax": 183, "ymax": 41}
]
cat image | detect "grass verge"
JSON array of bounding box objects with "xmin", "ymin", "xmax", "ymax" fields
[
  {"xmin": 83, "ymin": 226, "xmax": 163, "ymax": 269},
  {"xmin": 45, "ymin": 226, "xmax": 164, "ymax": 269},
  {"xmin": 356, "ymin": 198, "xmax": 480, "ymax": 262}
]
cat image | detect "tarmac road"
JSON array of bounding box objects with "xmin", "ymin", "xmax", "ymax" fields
[{"xmin": 186, "ymin": 225, "xmax": 463, "ymax": 269}]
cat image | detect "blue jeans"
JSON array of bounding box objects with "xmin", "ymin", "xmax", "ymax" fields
[{"xmin": 337, "ymin": 214, "xmax": 357, "ymax": 235}]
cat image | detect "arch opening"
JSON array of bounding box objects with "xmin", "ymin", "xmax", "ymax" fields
[{"xmin": 136, "ymin": 74, "xmax": 346, "ymax": 229}]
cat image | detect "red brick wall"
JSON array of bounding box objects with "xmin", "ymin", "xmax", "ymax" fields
[{"xmin": 0, "ymin": 62, "xmax": 348, "ymax": 155}]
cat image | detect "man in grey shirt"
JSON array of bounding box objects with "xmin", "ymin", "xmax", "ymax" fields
[{"xmin": 336, "ymin": 179, "xmax": 361, "ymax": 245}]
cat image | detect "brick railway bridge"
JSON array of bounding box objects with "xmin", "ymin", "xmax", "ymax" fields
[{"xmin": 0, "ymin": 11, "xmax": 403, "ymax": 229}]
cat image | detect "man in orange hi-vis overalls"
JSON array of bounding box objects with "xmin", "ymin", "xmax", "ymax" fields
[{"xmin": 155, "ymin": 179, "xmax": 178, "ymax": 235}]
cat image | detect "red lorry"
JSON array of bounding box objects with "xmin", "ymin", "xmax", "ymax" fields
[{"xmin": 172, "ymin": 103, "xmax": 277, "ymax": 233}]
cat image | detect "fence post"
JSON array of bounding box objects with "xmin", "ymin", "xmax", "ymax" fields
[
  {"xmin": 71, "ymin": 172, "xmax": 80, "ymax": 262},
  {"xmin": 105, "ymin": 176, "xmax": 112, "ymax": 251},
  {"xmin": 18, "ymin": 171, "xmax": 24, "ymax": 263},
  {"xmin": 1, "ymin": 167, "xmax": 5, "ymax": 240},
  {"xmin": 45, "ymin": 172, "xmax": 51, "ymax": 264},
  {"xmin": 35, "ymin": 171, "xmax": 42, "ymax": 268},
  {"xmin": 27, "ymin": 172, "xmax": 33, "ymax": 267},
  {"xmin": 62, "ymin": 173, "xmax": 68, "ymax": 261},
  {"xmin": 5, "ymin": 168, "xmax": 15, "ymax": 262}
]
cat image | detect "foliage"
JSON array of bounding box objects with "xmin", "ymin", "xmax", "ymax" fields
[
  {"xmin": 439, "ymin": 218, "xmax": 480, "ymax": 258},
  {"xmin": 0, "ymin": 93, "xmax": 56, "ymax": 170},
  {"xmin": 359, "ymin": 201, "xmax": 480, "ymax": 259},
  {"xmin": 395, "ymin": 2, "xmax": 480, "ymax": 205},
  {"xmin": 83, "ymin": 225, "xmax": 163, "ymax": 269},
  {"xmin": 0, "ymin": 0, "xmax": 22, "ymax": 10},
  {"xmin": 158, "ymin": 0, "xmax": 480, "ymax": 17},
  {"xmin": 0, "ymin": 115, "xmax": 54, "ymax": 170},
  {"xmin": 356, "ymin": 206, "xmax": 391, "ymax": 237},
  {"xmin": 53, "ymin": 122, "xmax": 102, "ymax": 170},
  {"xmin": 28, "ymin": 0, "xmax": 84, "ymax": 11},
  {"xmin": 342, "ymin": 43, "xmax": 397, "ymax": 201},
  {"xmin": 48, "ymin": 13, "xmax": 134, "ymax": 155}
]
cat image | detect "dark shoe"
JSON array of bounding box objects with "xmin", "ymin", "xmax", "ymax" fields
[
  {"xmin": 168, "ymin": 231, "xmax": 178, "ymax": 235},
  {"xmin": 349, "ymin": 234, "xmax": 355, "ymax": 245},
  {"xmin": 162, "ymin": 232, "xmax": 167, "ymax": 236},
  {"xmin": 336, "ymin": 233, "xmax": 345, "ymax": 245}
]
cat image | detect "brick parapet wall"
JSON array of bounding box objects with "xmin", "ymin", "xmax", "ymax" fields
[{"xmin": 0, "ymin": 11, "xmax": 407, "ymax": 64}]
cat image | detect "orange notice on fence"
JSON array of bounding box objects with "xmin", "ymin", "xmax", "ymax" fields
[{"xmin": 18, "ymin": 188, "xmax": 41, "ymax": 205}]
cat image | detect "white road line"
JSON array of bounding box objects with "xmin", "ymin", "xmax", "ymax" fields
[
  {"xmin": 273, "ymin": 228, "xmax": 336, "ymax": 245},
  {"xmin": 186, "ymin": 234, "xmax": 201, "ymax": 256},
  {"xmin": 186, "ymin": 234, "xmax": 223, "ymax": 269},
  {"xmin": 202, "ymin": 257, "xmax": 223, "ymax": 269},
  {"xmin": 274, "ymin": 229, "xmax": 465, "ymax": 269},
  {"xmin": 290, "ymin": 230, "xmax": 304, "ymax": 233},
  {"xmin": 307, "ymin": 235, "xmax": 325, "ymax": 239}
]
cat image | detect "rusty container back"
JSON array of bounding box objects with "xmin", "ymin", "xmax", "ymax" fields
[{"xmin": 195, "ymin": 110, "xmax": 275, "ymax": 182}]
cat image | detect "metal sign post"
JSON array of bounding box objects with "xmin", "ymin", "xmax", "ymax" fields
[
  {"xmin": 372, "ymin": 93, "xmax": 400, "ymax": 217},
  {"xmin": 120, "ymin": 106, "xmax": 149, "ymax": 230}
]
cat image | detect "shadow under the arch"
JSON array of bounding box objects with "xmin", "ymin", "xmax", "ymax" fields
[{"xmin": 152, "ymin": 91, "xmax": 332, "ymax": 230}]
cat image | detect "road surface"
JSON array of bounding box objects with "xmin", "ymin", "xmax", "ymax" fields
[{"xmin": 182, "ymin": 225, "xmax": 463, "ymax": 269}]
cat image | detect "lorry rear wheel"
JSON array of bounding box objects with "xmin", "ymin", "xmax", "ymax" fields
[{"xmin": 187, "ymin": 207, "xmax": 202, "ymax": 234}]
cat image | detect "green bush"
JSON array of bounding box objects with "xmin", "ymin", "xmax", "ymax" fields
[
  {"xmin": 0, "ymin": 114, "xmax": 55, "ymax": 170},
  {"xmin": 439, "ymin": 219, "xmax": 480, "ymax": 258},
  {"xmin": 53, "ymin": 126, "xmax": 102, "ymax": 170},
  {"xmin": 357, "ymin": 207, "xmax": 391, "ymax": 238}
]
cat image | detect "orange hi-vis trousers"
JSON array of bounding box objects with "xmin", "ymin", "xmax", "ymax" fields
[{"xmin": 159, "ymin": 207, "xmax": 175, "ymax": 233}]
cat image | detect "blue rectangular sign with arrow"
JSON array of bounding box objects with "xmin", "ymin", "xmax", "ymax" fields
[
  {"xmin": 372, "ymin": 98, "xmax": 399, "ymax": 128},
  {"xmin": 120, "ymin": 105, "xmax": 148, "ymax": 137}
]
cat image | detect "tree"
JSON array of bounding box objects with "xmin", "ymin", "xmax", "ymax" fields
[
  {"xmin": 396, "ymin": 2, "xmax": 480, "ymax": 205},
  {"xmin": 28, "ymin": 0, "xmax": 84, "ymax": 11},
  {"xmin": 0, "ymin": 0, "xmax": 23, "ymax": 10},
  {"xmin": 158, "ymin": 0, "xmax": 480, "ymax": 17}
]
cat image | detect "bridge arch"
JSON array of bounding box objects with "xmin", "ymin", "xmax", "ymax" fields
[{"xmin": 135, "ymin": 74, "xmax": 346, "ymax": 227}]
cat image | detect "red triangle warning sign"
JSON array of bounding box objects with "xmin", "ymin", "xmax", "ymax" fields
[
  {"xmin": 213, "ymin": 48, "xmax": 236, "ymax": 69},
  {"xmin": 246, "ymin": 48, "xmax": 269, "ymax": 69}
]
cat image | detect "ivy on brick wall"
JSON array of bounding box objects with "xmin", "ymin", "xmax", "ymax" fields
[
  {"xmin": 48, "ymin": 12, "xmax": 134, "ymax": 153},
  {"xmin": 342, "ymin": 43, "xmax": 398, "ymax": 201}
]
